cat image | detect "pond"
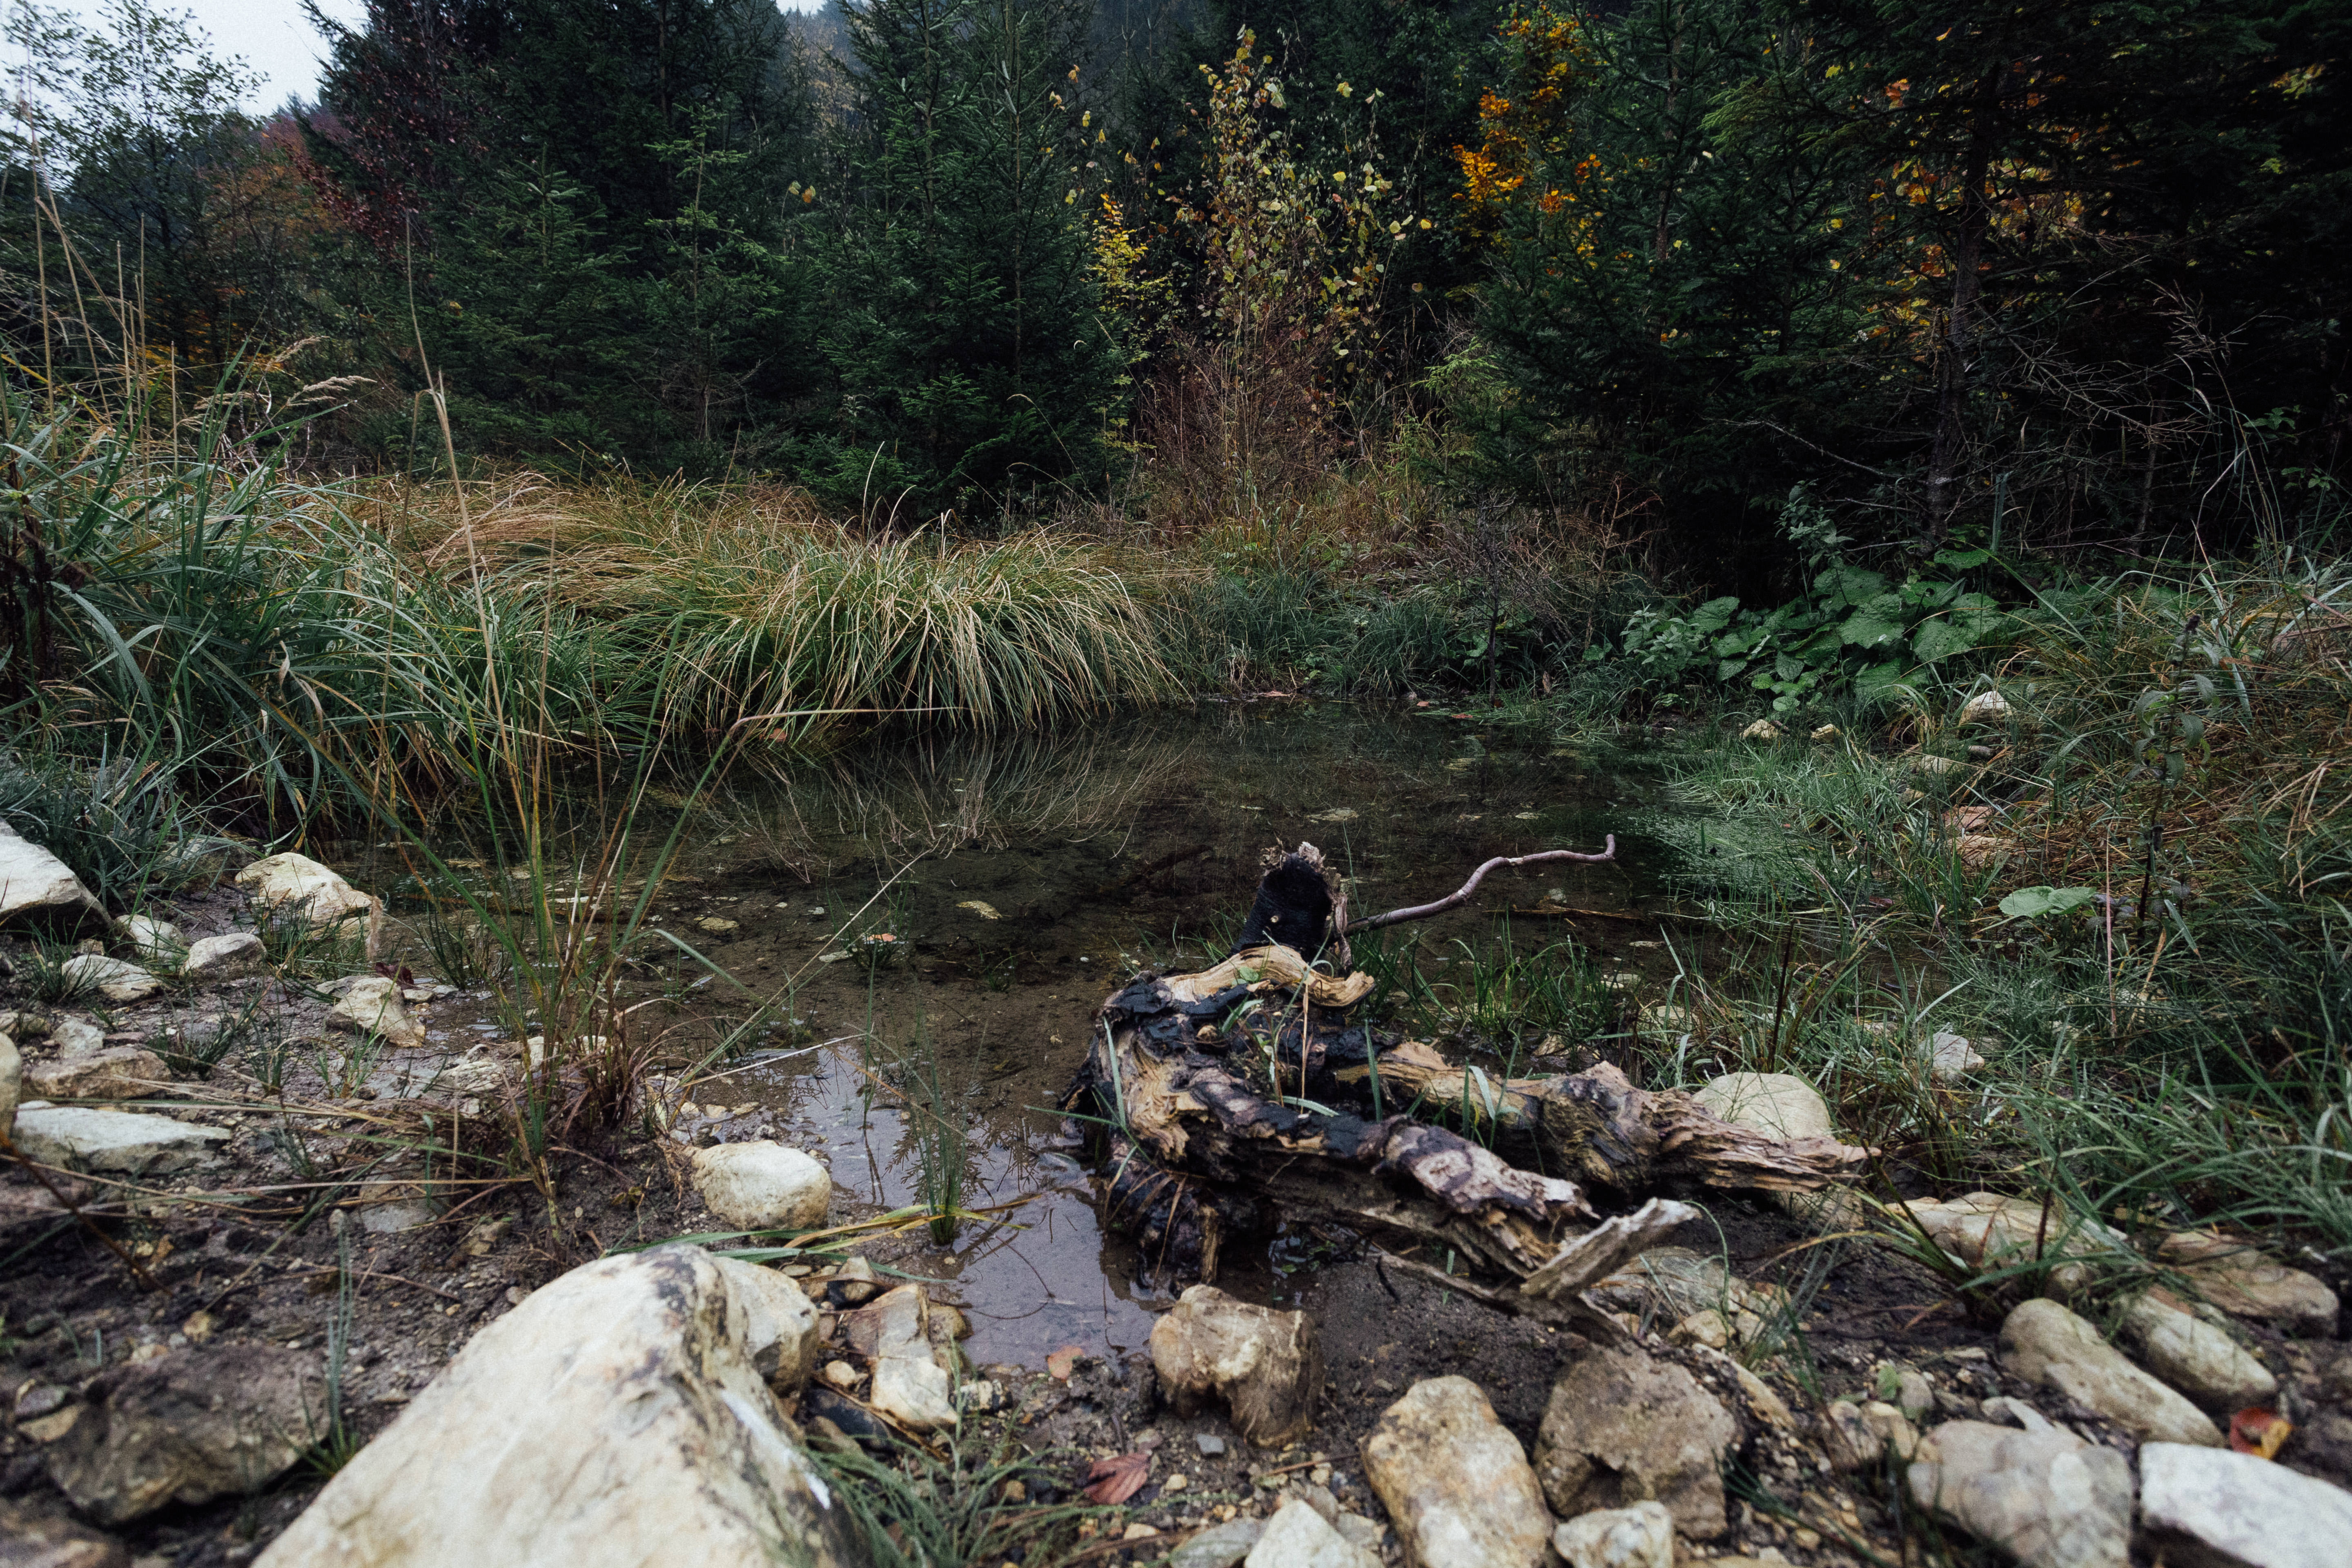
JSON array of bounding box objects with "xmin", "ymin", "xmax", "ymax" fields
[{"xmin": 357, "ymin": 699, "xmax": 1678, "ymax": 1369}]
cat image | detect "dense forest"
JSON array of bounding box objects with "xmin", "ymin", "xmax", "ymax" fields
[{"xmin": 6, "ymin": 0, "xmax": 2344, "ymax": 591}]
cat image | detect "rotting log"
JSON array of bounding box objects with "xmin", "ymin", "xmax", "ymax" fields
[{"xmin": 1062, "ymin": 845, "xmax": 1870, "ymax": 1330}]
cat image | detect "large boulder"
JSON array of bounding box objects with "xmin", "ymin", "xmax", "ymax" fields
[
  {"xmin": 235, "ymin": 853, "xmax": 385, "ymax": 960},
  {"xmin": 1362, "ymin": 1376, "xmax": 1554, "ymax": 1568},
  {"xmin": 1904, "ymin": 1421, "xmax": 2130, "ymax": 1568},
  {"xmin": 39, "ymin": 1345, "xmax": 321, "ymax": 1526},
  {"xmin": 1532, "ymin": 1341, "xmax": 1737, "ymax": 1539},
  {"xmin": 10, "ymin": 1105, "xmax": 227, "ymax": 1174},
  {"xmin": 691, "ymin": 1140, "xmax": 833, "ymax": 1231},
  {"xmin": 2137, "ymin": 1441, "xmax": 2352, "ymax": 1568},
  {"xmin": 1998, "ymin": 1298, "xmax": 2219, "ymax": 1446},
  {"xmin": 0, "ymin": 822, "xmax": 103, "ymax": 928},
  {"xmin": 256, "ymin": 1245, "xmax": 863, "ymax": 1568},
  {"xmin": 1149, "ymin": 1285, "xmax": 1323, "ymax": 1448}
]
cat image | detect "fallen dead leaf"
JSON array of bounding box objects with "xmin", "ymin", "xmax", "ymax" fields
[
  {"xmin": 1082, "ymin": 1450, "xmax": 1151, "ymax": 1505},
  {"xmin": 2230, "ymin": 1405, "xmax": 2292, "ymax": 1459},
  {"xmin": 1046, "ymin": 1344, "xmax": 1086, "ymax": 1381}
]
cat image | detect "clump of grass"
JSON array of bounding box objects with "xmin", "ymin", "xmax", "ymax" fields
[
  {"xmin": 908, "ymin": 1037, "xmax": 967, "ymax": 1247},
  {"xmin": 394, "ymin": 475, "xmax": 1181, "ymax": 741},
  {"xmin": 15, "ymin": 937, "xmax": 104, "ymax": 1007},
  {"xmin": 808, "ymin": 1434, "xmax": 1101, "ymax": 1568},
  {"xmin": 255, "ymin": 909, "xmax": 369, "ymax": 981},
  {"xmin": 0, "ymin": 750, "xmax": 185, "ymax": 910}
]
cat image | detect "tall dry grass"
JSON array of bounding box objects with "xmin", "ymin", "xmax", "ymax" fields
[{"xmin": 368, "ymin": 474, "xmax": 1183, "ymax": 744}]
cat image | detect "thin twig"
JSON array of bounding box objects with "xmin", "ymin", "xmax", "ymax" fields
[{"xmin": 1346, "ymin": 840, "xmax": 1617, "ymax": 933}]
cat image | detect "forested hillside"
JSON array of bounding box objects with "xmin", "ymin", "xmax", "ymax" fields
[{"xmin": 7, "ymin": 0, "xmax": 2343, "ymax": 578}]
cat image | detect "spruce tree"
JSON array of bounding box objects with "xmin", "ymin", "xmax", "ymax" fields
[{"xmin": 809, "ymin": 0, "xmax": 1125, "ymax": 520}]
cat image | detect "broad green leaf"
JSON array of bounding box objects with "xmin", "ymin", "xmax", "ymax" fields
[
  {"xmin": 1998, "ymin": 886, "xmax": 2100, "ymax": 920},
  {"xmin": 1817, "ymin": 564, "xmax": 1889, "ymax": 606},
  {"xmin": 1911, "ymin": 616, "xmax": 1982, "ymax": 662},
  {"xmin": 1854, "ymin": 661, "xmax": 1907, "ymax": 699},
  {"xmin": 1689, "ymin": 595, "xmax": 1742, "ymax": 635},
  {"xmin": 1838, "ymin": 607, "xmax": 1905, "ymax": 648}
]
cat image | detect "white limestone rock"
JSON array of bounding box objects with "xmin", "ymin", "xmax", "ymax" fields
[
  {"xmin": 254, "ymin": 1245, "xmax": 862, "ymax": 1568},
  {"xmin": 1364, "ymin": 1376, "xmax": 1556, "ymax": 1568},
  {"xmin": 10, "ymin": 1105, "xmax": 227, "ymax": 1173},
  {"xmin": 24, "ymin": 1046, "xmax": 170, "ymax": 1101},
  {"xmin": 2119, "ymin": 1291, "xmax": 2276, "ymax": 1413},
  {"xmin": 234, "ymin": 852, "xmax": 385, "ymax": 959},
  {"xmin": 115, "ymin": 915, "xmax": 183, "ymax": 964},
  {"xmin": 1150, "ymin": 1285, "xmax": 1323, "ymax": 1449},
  {"xmin": 1906, "ymin": 1420, "xmax": 2129, "ymax": 1568},
  {"xmin": 1247, "ymin": 1498, "xmax": 1379, "ymax": 1568},
  {"xmin": 49, "ymin": 1015, "xmax": 104, "ymax": 1056},
  {"xmin": 1899, "ymin": 1192, "xmax": 2123, "ymax": 1297},
  {"xmin": 1694, "ymin": 1071, "xmax": 1831, "ymax": 1141},
  {"xmin": 2156, "ymin": 1229, "xmax": 2340, "ymax": 1338},
  {"xmin": 0, "ymin": 822, "xmax": 103, "ymax": 928},
  {"xmin": 1552, "ymin": 1502, "xmax": 1673, "ymax": 1568},
  {"xmin": 1958, "ymin": 689, "xmax": 2013, "ymax": 726},
  {"xmin": 690, "ymin": 1140, "xmax": 833, "ymax": 1232},
  {"xmin": 2137, "ymin": 1441, "xmax": 2352, "ymax": 1568},
  {"xmin": 841, "ymin": 1284, "xmax": 956, "ymax": 1432},
  {"xmin": 1998, "ymin": 1298, "xmax": 2220, "ymax": 1447},
  {"xmin": 180, "ymin": 932, "xmax": 265, "ymax": 980},
  {"xmin": 61, "ymin": 954, "xmax": 162, "ymax": 1004},
  {"xmin": 1532, "ymin": 1341, "xmax": 1736, "ymax": 1538},
  {"xmin": 325, "ymin": 976, "xmax": 425, "ymax": 1048},
  {"xmin": 1925, "ymin": 1031, "xmax": 1986, "ymax": 1082}
]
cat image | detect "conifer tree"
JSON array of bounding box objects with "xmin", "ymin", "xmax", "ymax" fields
[{"xmin": 809, "ymin": 0, "xmax": 1124, "ymax": 519}]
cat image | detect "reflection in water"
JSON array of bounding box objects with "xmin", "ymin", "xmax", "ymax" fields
[{"xmin": 386, "ymin": 703, "xmax": 1666, "ymax": 1366}]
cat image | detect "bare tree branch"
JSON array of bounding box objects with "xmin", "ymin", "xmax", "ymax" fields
[{"xmin": 1346, "ymin": 838, "xmax": 1617, "ymax": 933}]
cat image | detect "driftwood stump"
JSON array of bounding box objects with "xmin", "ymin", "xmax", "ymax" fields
[{"xmin": 1062, "ymin": 847, "xmax": 1869, "ymax": 1334}]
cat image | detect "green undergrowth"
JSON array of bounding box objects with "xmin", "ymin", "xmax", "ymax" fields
[{"xmin": 1611, "ymin": 557, "xmax": 2352, "ymax": 1272}]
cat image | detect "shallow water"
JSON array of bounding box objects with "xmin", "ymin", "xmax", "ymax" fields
[{"xmin": 372, "ymin": 700, "xmax": 1675, "ymax": 1367}]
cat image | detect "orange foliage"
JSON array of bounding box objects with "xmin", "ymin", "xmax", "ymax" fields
[{"xmin": 1452, "ymin": 4, "xmax": 1598, "ymax": 244}]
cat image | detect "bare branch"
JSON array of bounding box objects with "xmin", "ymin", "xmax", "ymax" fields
[{"xmin": 1346, "ymin": 838, "xmax": 1617, "ymax": 933}]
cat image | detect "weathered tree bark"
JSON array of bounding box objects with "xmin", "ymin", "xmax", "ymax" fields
[{"xmin": 1069, "ymin": 923, "xmax": 1869, "ymax": 1337}]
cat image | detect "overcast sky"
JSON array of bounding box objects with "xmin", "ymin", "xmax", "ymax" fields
[{"xmin": 36, "ymin": 0, "xmax": 828, "ymax": 112}]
